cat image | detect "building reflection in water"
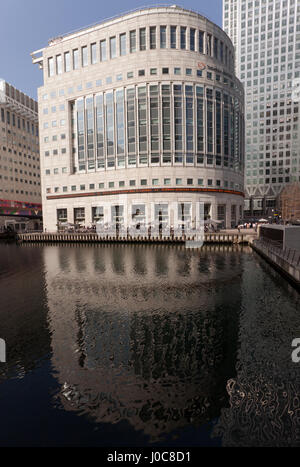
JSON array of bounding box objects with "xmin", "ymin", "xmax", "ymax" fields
[
  {"xmin": 0, "ymin": 245, "xmax": 50, "ymax": 380},
  {"xmin": 213, "ymin": 253, "xmax": 300, "ymax": 447},
  {"xmin": 43, "ymin": 244, "xmax": 245, "ymax": 442}
]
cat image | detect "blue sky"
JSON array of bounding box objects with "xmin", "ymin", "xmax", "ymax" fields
[{"xmin": 0, "ymin": 0, "xmax": 222, "ymax": 99}]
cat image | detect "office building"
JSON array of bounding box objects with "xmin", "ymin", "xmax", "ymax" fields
[
  {"xmin": 0, "ymin": 79, "xmax": 42, "ymax": 231},
  {"xmin": 32, "ymin": 5, "xmax": 245, "ymax": 231},
  {"xmin": 223, "ymin": 0, "xmax": 300, "ymax": 217}
]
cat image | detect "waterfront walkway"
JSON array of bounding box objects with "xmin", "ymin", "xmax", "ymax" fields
[
  {"xmin": 252, "ymin": 238, "xmax": 300, "ymax": 288},
  {"xmin": 17, "ymin": 230, "xmax": 257, "ymax": 245}
]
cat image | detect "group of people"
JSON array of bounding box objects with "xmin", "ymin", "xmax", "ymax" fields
[{"xmin": 237, "ymin": 222, "xmax": 259, "ymax": 232}]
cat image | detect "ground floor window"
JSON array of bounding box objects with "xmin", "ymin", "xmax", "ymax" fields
[
  {"xmin": 57, "ymin": 209, "xmax": 67, "ymax": 223},
  {"xmin": 92, "ymin": 207, "xmax": 104, "ymax": 223},
  {"xmin": 74, "ymin": 208, "xmax": 85, "ymax": 224}
]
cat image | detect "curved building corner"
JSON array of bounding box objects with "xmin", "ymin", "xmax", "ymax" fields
[{"xmin": 32, "ymin": 5, "xmax": 245, "ymax": 231}]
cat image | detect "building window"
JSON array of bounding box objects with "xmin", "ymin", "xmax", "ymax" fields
[
  {"xmin": 130, "ymin": 30, "xmax": 136, "ymax": 53},
  {"xmin": 110, "ymin": 37, "xmax": 116, "ymax": 59},
  {"xmin": 92, "ymin": 206, "xmax": 104, "ymax": 223},
  {"xmin": 170, "ymin": 26, "xmax": 176, "ymax": 48},
  {"xmin": 91, "ymin": 43, "xmax": 97, "ymax": 64},
  {"xmin": 176, "ymin": 178, "xmax": 182, "ymax": 185},
  {"xmin": 138, "ymin": 69, "xmax": 145, "ymax": 76},
  {"xmin": 174, "ymin": 67, "xmax": 181, "ymax": 75},
  {"xmin": 180, "ymin": 27, "xmax": 186, "ymax": 49},
  {"xmin": 139, "ymin": 28, "xmax": 146, "ymax": 51},
  {"xmin": 73, "ymin": 49, "xmax": 79, "ymax": 69},
  {"xmin": 74, "ymin": 208, "xmax": 85, "ymax": 223},
  {"xmin": 160, "ymin": 26, "xmax": 167, "ymax": 48},
  {"xmin": 56, "ymin": 55, "xmax": 62, "ymax": 74},
  {"xmin": 82, "ymin": 46, "xmax": 88, "ymax": 67},
  {"xmin": 150, "ymin": 68, "xmax": 157, "ymax": 75},
  {"xmin": 186, "ymin": 68, "xmax": 192, "ymax": 75},
  {"xmin": 57, "ymin": 209, "xmax": 67, "ymax": 222},
  {"xmin": 199, "ymin": 31, "xmax": 204, "ymax": 53},
  {"xmin": 130, "ymin": 180, "xmax": 136, "ymax": 186},
  {"xmin": 162, "ymin": 67, "xmax": 169, "ymax": 74},
  {"xmin": 152, "ymin": 178, "xmax": 159, "ymax": 185},
  {"xmin": 100, "ymin": 40, "xmax": 107, "ymax": 61},
  {"xmin": 120, "ymin": 33, "xmax": 126, "ymax": 56},
  {"xmin": 150, "ymin": 26, "xmax": 156, "ymax": 49},
  {"xmin": 164, "ymin": 178, "xmax": 171, "ymax": 185},
  {"xmin": 190, "ymin": 28, "xmax": 195, "ymax": 51},
  {"xmin": 48, "ymin": 57, "xmax": 54, "ymax": 77}
]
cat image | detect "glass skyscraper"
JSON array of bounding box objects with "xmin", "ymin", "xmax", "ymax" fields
[{"xmin": 223, "ymin": 0, "xmax": 300, "ymax": 217}]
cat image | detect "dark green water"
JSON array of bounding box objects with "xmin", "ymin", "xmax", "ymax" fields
[{"xmin": 0, "ymin": 243, "xmax": 299, "ymax": 447}]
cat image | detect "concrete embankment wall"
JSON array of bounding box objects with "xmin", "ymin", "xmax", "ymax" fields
[
  {"xmin": 251, "ymin": 239, "xmax": 300, "ymax": 290},
  {"xmin": 17, "ymin": 232, "xmax": 253, "ymax": 245}
]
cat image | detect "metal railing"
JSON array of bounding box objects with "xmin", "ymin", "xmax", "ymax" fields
[{"xmin": 255, "ymin": 238, "xmax": 300, "ymax": 269}]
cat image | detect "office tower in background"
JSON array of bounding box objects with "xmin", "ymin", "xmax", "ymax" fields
[{"xmin": 223, "ymin": 0, "xmax": 300, "ymax": 217}]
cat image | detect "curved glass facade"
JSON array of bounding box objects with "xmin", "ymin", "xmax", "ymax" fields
[{"xmin": 72, "ymin": 83, "xmax": 244, "ymax": 174}]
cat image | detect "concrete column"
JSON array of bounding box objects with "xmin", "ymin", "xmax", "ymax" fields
[
  {"xmin": 226, "ymin": 202, "xmax": 231, "ymax": 229},
  {"xmin": 211, "ymin": 202, "xmax": 217, "ymax": 221},
  {"xmin": 85, "ymin": 204, "xmax": 92, "ymax": 227},
  {"xmin": 68, "ymin": 206, "xmax": 74, "ymax": 225}
]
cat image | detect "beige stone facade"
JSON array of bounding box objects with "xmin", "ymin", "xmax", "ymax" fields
[
  {"xmin": 0, "ymin": 79, "xmax": 41, "ymax": 222},
  {"xmin": 32, "ymin": 5, "xmax": 245, "ymax": 231}
]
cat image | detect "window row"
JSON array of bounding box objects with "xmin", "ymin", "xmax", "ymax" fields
[
  {"xmin": 46, "ymin": 177, "xmax": 243, "ymax": 194},
  {"xmin": 71, "ymin": 84, "xmax": 244, "ymax": 173},
  {"xmin": 43, "ymin": 67, "xmax": 238, "ymax": 100},
  {"xmin": 45, "ymin": 177, "xmax": 239, "ymax": 190},
  {"xmin": 56, "ymin": 202, "xmax": 242, "ymax": 230},
  {"xmin": 47, "ymin": 26, "xmax": 234, "ymax": 77},
  {"xmin": 0, "ymin": 109, "xmax": 38, "ymax": 136}
]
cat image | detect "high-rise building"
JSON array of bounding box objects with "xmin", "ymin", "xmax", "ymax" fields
[
  {"xmin": 0, "ymin": 79, "xmax": 42, "ymax": 231},
  {"xmin": 32, "ymin": 5, "xmax": 244, "ymax": 232},
  {"xmin": 223, "ymin": 0, "xmax": 300, "ymax": 217}
]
